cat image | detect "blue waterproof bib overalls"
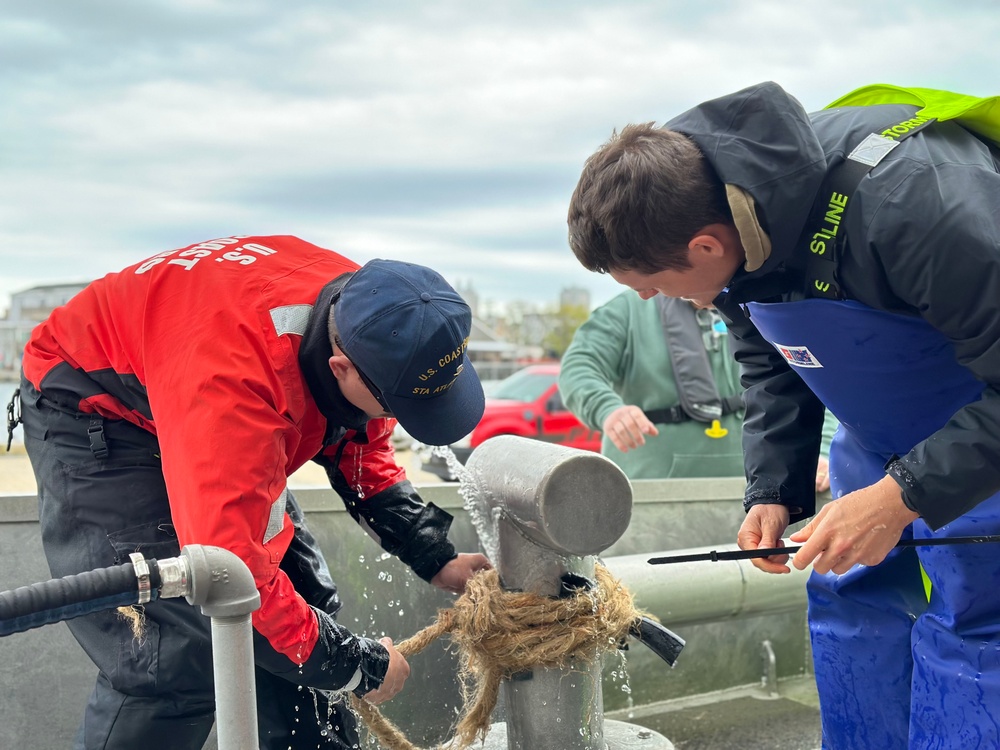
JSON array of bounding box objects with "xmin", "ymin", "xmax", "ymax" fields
[{"xmin": 747, "ymin": 297, "xmax": 1000, "ymax": 750}]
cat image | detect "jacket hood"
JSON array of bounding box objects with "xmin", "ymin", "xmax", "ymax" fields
[
  {"xmin": 666, "ymin": 81, "xmax": 827, "ymax": 273},
  {"xmin": 300, "ymin": 273, "xmax": 370, "ymax": 438}
]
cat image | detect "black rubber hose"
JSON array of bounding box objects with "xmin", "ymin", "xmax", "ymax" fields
[{"xmin": 0, "ymin": 559, "xmax": 161, "ymax": 637}]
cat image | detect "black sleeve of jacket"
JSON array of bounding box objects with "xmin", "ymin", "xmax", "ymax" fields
[
  {"xmin": 328, "ymin": 467, "xmax": 458, "ymax": 582},
  {"xmin": 718, "ymin": 299, "xmax": 827, "ymax": 523},
  {"xmin": 253, "ymin": 606, "xmax": 389, "ymax": 694},
  {"xmin": 859, "ymin": 141, "xmax": 1000, "ymax": 529},
  {"xmin": 280, "ymin": 491, "xmax": 341, "ymax": 616}
]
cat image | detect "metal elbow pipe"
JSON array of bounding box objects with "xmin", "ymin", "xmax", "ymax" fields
[
  {"xmin": 181, "ymin": 545, "xmax": 261, "ymax": 618},
  {"xmin": 179, "ymin": 545, "xmax": 261, "ymax": 750}
]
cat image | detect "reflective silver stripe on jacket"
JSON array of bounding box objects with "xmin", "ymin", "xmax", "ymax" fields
[
  {"xmin": 264, "ymin": 486, "xmax": 289, "ymax": 544},
  {"xmin": 263, "ymin": 305, "xmax": 311, "ymax": 544},
  {"xmin": 269, "ymin": 304, "xmax": 312, "ymax": 337}
]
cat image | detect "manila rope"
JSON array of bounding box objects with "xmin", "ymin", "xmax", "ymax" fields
[{"xmin": 350, "ymin": 564, "xmax": 648, "ymax": 750}]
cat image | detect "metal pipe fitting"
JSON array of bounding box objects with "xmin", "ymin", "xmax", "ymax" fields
[
  {"xmin": 180, "ymin": 545, "xmax": 261, "ymax": 750},
  {"xmin": 181, "ymin": 544, "xmax": 260, "ymax": 618},
  {"xmin": 156, "ymin": 554, "xmax": 191, "ymax": 600},
  {"xmin": 465, "ymin": 436, "xmax": 671, "ymax": 750}
]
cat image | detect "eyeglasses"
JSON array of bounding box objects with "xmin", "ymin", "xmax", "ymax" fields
[{"xmin": 334, "ymin": 335, "xmax": 393, "ymax": 415}]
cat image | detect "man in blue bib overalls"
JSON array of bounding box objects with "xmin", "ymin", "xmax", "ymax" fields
[{"xmin": 566, "ymin": 81, "xmax": 1000, "ymax": 749}]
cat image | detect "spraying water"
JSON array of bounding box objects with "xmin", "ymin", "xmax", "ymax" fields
[{"xmin": 431, "ymin": 444, "xmax": 500, "ymax": 563}]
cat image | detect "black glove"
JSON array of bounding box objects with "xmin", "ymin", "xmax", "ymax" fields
[{"xmin": 254, "ymin": 606, "xmax": 389, "ymax": 694}]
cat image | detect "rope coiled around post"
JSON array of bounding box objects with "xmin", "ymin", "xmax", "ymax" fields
[{"xmin": 350, "ymin": 563, "xmax": 647, "ymax": 750}]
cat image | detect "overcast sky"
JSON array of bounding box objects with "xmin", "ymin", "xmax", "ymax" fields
[{"xmin": 2, "ymin": 0, "xmax": 998, "ymax": 316}]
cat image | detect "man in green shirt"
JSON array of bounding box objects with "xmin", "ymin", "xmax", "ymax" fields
[{"xmin": 560, "ymin": 290, "xmax": 835, "ymax": 483}]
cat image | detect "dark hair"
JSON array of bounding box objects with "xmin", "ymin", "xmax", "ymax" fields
[{"xmin": 567, "ymin": 123, "xmax": 731, "ymax": 274}]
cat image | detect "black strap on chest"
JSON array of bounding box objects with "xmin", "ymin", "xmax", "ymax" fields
[
  {"xmin": 803, "ymin": 114, "xmax": 937, "ymax": 299},
  {"xmin": 644, "ymin": 394, "xmax": 744, "ymax": 426}
]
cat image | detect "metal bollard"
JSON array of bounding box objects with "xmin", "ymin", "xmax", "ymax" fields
[{"xmin": 465, "ymin": 435, "xmax": 673, "ymax": 750}]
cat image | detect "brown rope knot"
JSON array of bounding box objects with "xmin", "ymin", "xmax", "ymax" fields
[{"xmin": 350, "ymin": 563, "xmax": 646, "ymax": 750}]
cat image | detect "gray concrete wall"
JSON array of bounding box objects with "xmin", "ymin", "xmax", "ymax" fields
[{"xmin": 0, "ymin": 478, "xmax": 813, "ymax": 748}]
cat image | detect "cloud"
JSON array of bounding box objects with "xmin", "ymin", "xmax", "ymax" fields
[{"xmin": 1, "ymin": 0, "xmax": 997, "ymax": 314}]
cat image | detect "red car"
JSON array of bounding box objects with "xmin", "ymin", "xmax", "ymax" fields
[{"xmin": 417, "ymin": 364, "xmax": 602, "ymax": 481}]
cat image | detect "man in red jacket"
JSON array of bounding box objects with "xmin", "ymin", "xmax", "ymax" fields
[{"xmin": 8, "ymin": 235, "xmax": 489, "ymax": 749}]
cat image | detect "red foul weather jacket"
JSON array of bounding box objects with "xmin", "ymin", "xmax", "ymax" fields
[{"xmin": 22, "ymin": 234, "xmax": 458, "ymax": 673}]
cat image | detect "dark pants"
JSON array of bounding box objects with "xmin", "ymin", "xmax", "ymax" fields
[{"xmin": 19, "ymin": 380, "xmax": 360, "ymax": 749}]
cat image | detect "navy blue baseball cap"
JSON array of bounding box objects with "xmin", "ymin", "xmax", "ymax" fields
[{"xmin": 335, "ymin": 259, "xmax": 485, "ymax": 446}]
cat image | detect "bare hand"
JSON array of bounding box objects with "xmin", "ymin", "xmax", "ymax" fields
[
  {"xmin": 362, "ymin": 637, "xmax": 410, "ymax": 705},
  {"xmin": 602, "ymin": 405, "xmax": 659, "ymax": 452},
  {"xmin": 431, "ymin": 553, "xmax": 492, "ymax": 595},
  {"xmin": 815, "ymin": 457, "xmax": 831, "ymax": 493},
  {"xmin": 789, "ymin": 475, "xmax": 918, "ymax": 575},
  {"xmin": 737, "ymin": 503, "xmax": 792, "ymax": 574}
]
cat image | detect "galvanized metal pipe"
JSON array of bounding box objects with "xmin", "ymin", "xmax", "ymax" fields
[
  {"xmin": 466, "ymin": 436, "xmax": 672, "ymax": 750},
  {"xmin": 181, "ymin": 545, "xmax": 261, "ymax": 750}
]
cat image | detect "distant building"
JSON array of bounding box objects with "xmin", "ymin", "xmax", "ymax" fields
[
  {"xmin": 559, "ymin": 286, "xmax": 590, "ymax": 310},
  {"xmin": 466, "ymin": 317, "xmax": 529, "ymax": 383},
  {"xmin": 454, "ymin": 280, "xmax": 542, "ymax": 381},
  {"xmin": 9, "ymin": 283, "xmax": 89, "ymax": 323},
  {"xmin": 1, "ymin": 282, "xmax": 88, "ymax": 376}
]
